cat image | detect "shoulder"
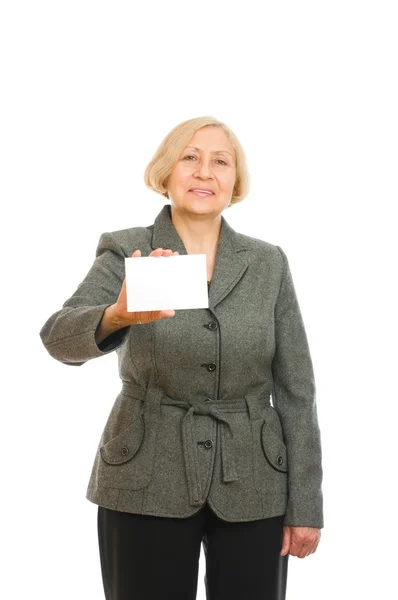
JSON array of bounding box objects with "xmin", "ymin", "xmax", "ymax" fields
[
  {"xmin": 234, "ymin": 230, "xmax": 286, "ymax": 271},
  {"xmin": 95, "ymin": 224, "xmax": 154, "ymax": 258}
]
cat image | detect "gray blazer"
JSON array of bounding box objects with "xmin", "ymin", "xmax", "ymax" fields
[{"xmin": 39, "ymin": 203, "xmax": 324, "ymax": 527}]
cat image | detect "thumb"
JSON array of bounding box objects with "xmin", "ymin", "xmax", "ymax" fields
[{"xmin": 280, "ymin": 526, "xmax": 291, "ymax": 556}]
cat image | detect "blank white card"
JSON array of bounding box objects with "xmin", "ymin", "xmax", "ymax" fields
[{"xmin": 124, "ymin": 254, "xmax": 209, "ymax": 312}]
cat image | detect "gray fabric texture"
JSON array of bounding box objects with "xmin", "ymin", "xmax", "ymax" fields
[{"xmin": 39, "ymin": 203, "xmax": 324, "ymax": 527}]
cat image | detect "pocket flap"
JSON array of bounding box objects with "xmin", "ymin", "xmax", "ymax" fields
[
  {"xmin": 100, "ymin": 415, "xmax": 145, "ymax": 465},
  {"xmin": 261, "ymin": 420, "xmax": 288, "ymax": 473}
]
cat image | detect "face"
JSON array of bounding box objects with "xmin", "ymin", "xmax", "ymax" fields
[{"xmin": 166, "ymin": 126, "xmax": 237, "ymax": 218}]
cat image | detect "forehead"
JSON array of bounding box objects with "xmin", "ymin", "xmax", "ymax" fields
[{"xmin": 186, "ymin": 127, "xmax": 234, "ymax": 155}]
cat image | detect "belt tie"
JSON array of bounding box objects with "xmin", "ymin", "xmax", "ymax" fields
[
  {"xmin": 121, "ymin": 382, "xmax": 271, "ymax": 507},
  {"xmin": 161, "ymin": 396, "xmax": 267, "ymax": 506},
  {"xmin": 181, "ymin": 400, "xmax": 238, "ymax": 505}
]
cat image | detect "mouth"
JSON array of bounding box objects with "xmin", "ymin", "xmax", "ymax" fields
[{"xmin": 189, "ymin": 189, "xmax": 215, "ymax": 197}]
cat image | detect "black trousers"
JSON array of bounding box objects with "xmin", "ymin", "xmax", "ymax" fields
[{"xmin": 97, "ymin": 502, "xmax": 289, "ymax": 600}]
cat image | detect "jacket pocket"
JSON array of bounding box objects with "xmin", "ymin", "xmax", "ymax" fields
[
  {"xmin": 100, "ymin": 414, "xmax": 145, "ymax": 465},
  {"xmin": 98, "ymin": 411, "xmax": 157, "ymax": 490},
  {"xmin": 261, "ymin": 419, "xmax": 288, "ymax": 473},
  {"xmin": 252, "ymin": 408, "xmax": 289, "ymax": 497}
]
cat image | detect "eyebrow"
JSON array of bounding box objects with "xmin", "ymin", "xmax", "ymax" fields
[{"xmin": 185, "ymin": 146, "xmax": 233, "ymax": 157}]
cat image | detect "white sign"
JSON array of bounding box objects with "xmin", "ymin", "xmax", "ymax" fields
[{"xmin": 124, "ymin": 254, "xmax": 209, "ymax": 312}]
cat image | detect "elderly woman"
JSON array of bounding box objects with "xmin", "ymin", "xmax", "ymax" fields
[{"xmin": 40, "ymin": 116, "xmax": 324, "ymax": 600}]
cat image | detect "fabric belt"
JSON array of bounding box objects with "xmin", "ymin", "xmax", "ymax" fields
[{"xmin": 120, "ymin": 381, "xmax": 272, "ymax": 506}]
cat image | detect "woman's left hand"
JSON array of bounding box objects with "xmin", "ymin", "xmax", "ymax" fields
[{"xmin": 280, "ymin": 526, "xmax": 321, "ymax": 558}]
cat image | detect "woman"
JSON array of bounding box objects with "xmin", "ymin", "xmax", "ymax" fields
[{"xmin": 40, "ymin": 116, "xmax": 324, "ymax": 600}]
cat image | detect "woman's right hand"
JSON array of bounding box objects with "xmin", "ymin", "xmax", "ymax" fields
[{"xmin": 111, "ymin": 247, "xmax": 179, "ymax": 327}]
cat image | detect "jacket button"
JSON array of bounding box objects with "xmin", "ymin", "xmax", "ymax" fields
[
  {"xmin": 207, "ymin": 321, "xmax": 218, "ymax": 330},
  {"xmin": 204, "ymin": 440, "xmax": 213, "ymax": 449},
  {"xmin": 121, "ymin": 447, "xmax": 129, "ymax": 456},
  {"xmin": 276, "ymin": 455, "xmax": 283, "ymax": 466},
  {"xmin": 207, "ymin": 363, "xmax": 216, "ymax": 371}
]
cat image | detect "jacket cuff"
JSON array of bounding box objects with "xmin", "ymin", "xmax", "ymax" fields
[
  {"xmin": 283, "ymin": 490, "xmax": 324, "ymax": 529},
  {"xmin": 40, "ymin": 303, "xmax": 130, "ymax": 366}
]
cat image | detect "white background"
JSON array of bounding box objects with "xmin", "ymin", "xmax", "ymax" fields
[{"xmin": 1, "ymin": 1, "xmax": 397, "ymax": 598}]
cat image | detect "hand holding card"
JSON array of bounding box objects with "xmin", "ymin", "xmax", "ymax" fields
[
  {"xmin": 124, "ymin": 250, "xmax": 209, "ymax": 312},
  {"xmin": 112, "ymin": 247, "xmax": 179, "ymax": 327}
]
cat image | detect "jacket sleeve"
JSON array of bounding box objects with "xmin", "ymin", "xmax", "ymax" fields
[
  {"xmin": 39, "ymin": 231, "xmax": 131, "ymax": 366},
  {"xmin": 271, "ymin": 245, "xmax": 324, "ymax": 529}
]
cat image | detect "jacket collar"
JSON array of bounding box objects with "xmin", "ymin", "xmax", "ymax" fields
[{"xmin": 151, "ymin": 203, "xmax": 249, "ymax": 309}]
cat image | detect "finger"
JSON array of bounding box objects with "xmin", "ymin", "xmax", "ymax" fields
[
  {"xmin": 160, "ymin": 310, "xmax": 175, "ymax": 318},
  {"xmin": 300, "ymin": 539, "xmax": 317, "ymax": 558},
  {"xmin": 310, "ymin": 538, "xmax": 320, "ymax": 554},
  {"xmin": 289, "ymin": 535, "xmax": 306, "ymax": 558},
  {"xmin": 307, "ymin": 532, "xmax": 320, "ymax": 556},
  {"xmin": 297, "ymin": 543, "xmax": 307, "ymax": 559},
  {"xmin": 149, "ymin": 247, "xmax": 164, "ymax": 256},
  {"xmin": 280, "ymin": 527, "xmax": 290, "ymax": 556}
]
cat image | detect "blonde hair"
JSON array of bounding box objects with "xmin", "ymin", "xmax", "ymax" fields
[{"xmin": 144, "ymin": 116, "xmax": 249, "ymax": 207}]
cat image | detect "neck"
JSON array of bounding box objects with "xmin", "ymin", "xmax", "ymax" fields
[{"xmin": 170, "ymin": 204, "xmax": 222, "ymax": 254}]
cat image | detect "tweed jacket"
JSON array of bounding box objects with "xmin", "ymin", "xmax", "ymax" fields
[{"xmin": 39, "ymin": 203, "xmax": 324, "ymax": 527}]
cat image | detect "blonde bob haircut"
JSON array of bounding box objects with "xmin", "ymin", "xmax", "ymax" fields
[{"xmin": 144, "ymin": 116, "xmax": 249, "ymax": 208}]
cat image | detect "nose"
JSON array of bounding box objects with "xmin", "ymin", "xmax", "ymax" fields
[{"xmin": 194, "ymin": 159, "xmax": 213, "ymax": 179}]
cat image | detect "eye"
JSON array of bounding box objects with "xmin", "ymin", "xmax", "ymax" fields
[{"xmin": 183, "ymin": 155, "xmax": 227, "ymax": 166}]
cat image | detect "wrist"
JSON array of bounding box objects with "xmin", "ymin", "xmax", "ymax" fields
[{"xmin": 107, "ymin": 304, "xmax": 128, "ymax": 330}]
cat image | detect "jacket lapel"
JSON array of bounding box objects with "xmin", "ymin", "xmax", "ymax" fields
[{"xmin": 151, "ymin": 204, "xmax": 249, "ymax": 309}]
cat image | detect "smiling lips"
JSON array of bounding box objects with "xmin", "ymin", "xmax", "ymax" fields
[{"xmin": 189, "ymin": 189, "xmax": 215, "ymax": 197}]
